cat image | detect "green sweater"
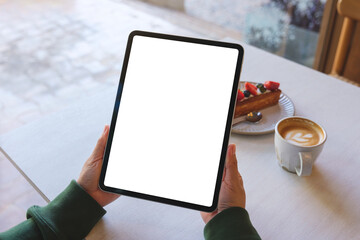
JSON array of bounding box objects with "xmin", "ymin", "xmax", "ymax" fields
[{"xmin": 0, "ymin": 181, "xmax": 260, "ymax": 240}]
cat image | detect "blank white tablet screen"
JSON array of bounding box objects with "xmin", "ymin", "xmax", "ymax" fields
[{"xmin": 104, "ymin": 35, "xmax": 239, "ymax": 207}]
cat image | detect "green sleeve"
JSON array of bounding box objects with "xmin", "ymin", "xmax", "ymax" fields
[
  {"xmin": 0, "ymin": 219, "xmax": 41, "ymax": 240},
  {"xmin": 204, "ymin": 207, "xmax": 261, "ymax": 240},
  {"xmin": 0, "ymin": 180, "xmax": 106, "ymax": 240}
]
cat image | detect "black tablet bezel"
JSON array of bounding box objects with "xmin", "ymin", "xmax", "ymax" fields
[{"xmin": 99, "ymin": 30, "xmax": 244, "ymax": 212}]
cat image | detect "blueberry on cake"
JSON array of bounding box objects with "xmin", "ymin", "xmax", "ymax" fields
[{"xmin": 235, "ymin": 81, "xmax": 281, "ymax": 118}]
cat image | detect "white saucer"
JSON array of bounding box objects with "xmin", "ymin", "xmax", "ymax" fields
[{"xmin": 231, "ymin": 92, "xmax": 295, "ymax": 135}]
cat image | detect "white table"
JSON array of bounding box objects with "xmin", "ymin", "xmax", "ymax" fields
[{"xmin": 1, "ymin": 41, "xmax": 360, "ymax": 239}]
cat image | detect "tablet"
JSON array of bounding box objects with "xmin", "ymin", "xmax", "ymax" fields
[{"xmin": 99, "ymin": 31, "xmax": 244, "ymax": 212}]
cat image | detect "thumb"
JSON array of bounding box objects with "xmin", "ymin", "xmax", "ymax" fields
[
  {"xmin": 91, "ymin": 125, "xmax": 109, "ymax": 159},
  {"xmin": 224, "ymin": 144, "xmax": 239, "ymax": 182}
]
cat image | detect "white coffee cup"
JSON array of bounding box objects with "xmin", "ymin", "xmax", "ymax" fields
[{"xmin": 274, "ymin": 116, "xmax": 327, "ymax": 176}]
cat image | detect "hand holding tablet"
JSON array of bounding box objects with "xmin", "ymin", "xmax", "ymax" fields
[
  {"xmin": 99, "ymin": 31, "xmax": 244, "ymax": 212},
  {"xmin": 200, "ymin": 144, "xmax": 246, "ymax": 223},
  {"xmin": 78, "ymin": 125, "xmax": 120, "ymax": 207}
]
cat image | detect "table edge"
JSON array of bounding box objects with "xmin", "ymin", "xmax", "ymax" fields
[{"xmin": 0, "ymin": 147, "xmax": 50, "ymax": 203}]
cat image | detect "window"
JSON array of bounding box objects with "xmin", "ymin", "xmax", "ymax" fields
[{"xmin": 185, "ymin": 0, "xmax": 326, "ymax": 67}]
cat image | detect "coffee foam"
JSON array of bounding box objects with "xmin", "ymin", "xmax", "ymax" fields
[
  {"xmin": 278, "ymin": 118, "xmax": 324, "ymax": 147},
  {"xmin": 282, "ymin": 127, "xmax": 319, "ymax": 146}
]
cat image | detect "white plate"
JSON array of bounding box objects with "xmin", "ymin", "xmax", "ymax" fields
[{"xmin": 231, "ymin": 85, "xmax": 295, "ymax": 135}]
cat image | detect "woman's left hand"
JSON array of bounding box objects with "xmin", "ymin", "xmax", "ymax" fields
[{"xmin": 77, "ymin": 125, "xmax": 120, "ymax": 207}]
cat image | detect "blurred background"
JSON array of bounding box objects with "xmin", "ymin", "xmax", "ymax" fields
[{"xmin": 186, "ymin": 0, "xmax": 326, "ymax": 67}]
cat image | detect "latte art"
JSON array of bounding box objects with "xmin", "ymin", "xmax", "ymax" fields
[
  {"xmin": 283, "ymin": 128, "xmax": 320, "ymax": 146},
  {"xmin": 278, "ymin": 118, "xmax": 324, "ymax": 147}
]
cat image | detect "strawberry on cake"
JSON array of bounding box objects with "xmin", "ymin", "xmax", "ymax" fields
[{"xmin": 234, "ymin": 81, "xmax": 281, "ymax": 118}]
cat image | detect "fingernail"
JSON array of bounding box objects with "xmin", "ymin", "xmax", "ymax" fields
[{"xmin": 103, "ymin": 126, "xmax": 107, "ymax": 135}]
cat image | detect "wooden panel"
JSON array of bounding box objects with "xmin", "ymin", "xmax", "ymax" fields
[
  {"xmin": 338, "ymin": 0, "xmax": 360, "ymax": 21},
  {"xmin": 324, "ymin": 14, "xmax": 345, "ymax": 74},
  {"xmin": 331, "ymin": 18, "xmax": 355, "ymax": 75},
  {"xmin": 313, "ymin": 0, "xmax": 345, "ymax": 74},
  {"xmin": 343, "ymin": 22, "xmax": 360, "ymax": 83},
  {"xmin": 313, "ymin": 0, "xmax": 337, "ymax": 71}
]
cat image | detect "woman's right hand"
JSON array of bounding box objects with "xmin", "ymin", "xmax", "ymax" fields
[{"xmin": 200, "ymin": 144, "xmax": 246, "ymax": 224}]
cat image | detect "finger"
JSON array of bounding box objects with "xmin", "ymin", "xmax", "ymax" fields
[
  {"xmin": 91, "ymin": 125, "xmax": 110, "ymax": 159},
  {"xmin": 226, "ymin": 144, "xmax": 244, "ymax": 186},
  {"xmin": 222, "ymin": 164, "xmax": 226, "ymax": 181},
  {"xmin": 224, "ymin": 144, "xmax": 240, "ymax": 182}
]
